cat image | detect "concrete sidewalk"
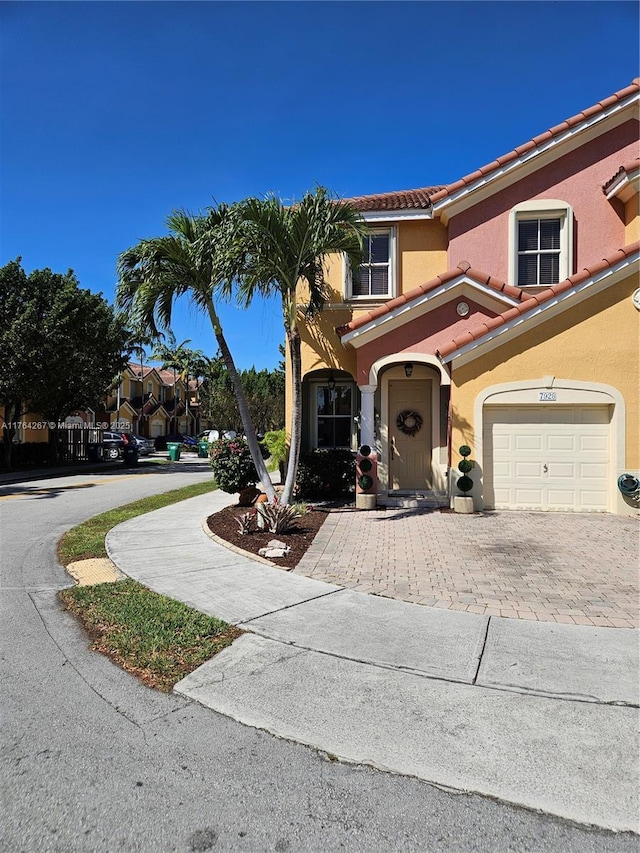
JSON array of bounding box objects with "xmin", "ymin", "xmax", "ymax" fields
[{"xmin": 106, "ymin": 490, "xmax": 640, "ymax": 833}]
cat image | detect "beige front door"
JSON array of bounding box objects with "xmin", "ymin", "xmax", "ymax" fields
[{"xmin": 389, "ymin": 379, "xmax": 432, "ymax": 491}]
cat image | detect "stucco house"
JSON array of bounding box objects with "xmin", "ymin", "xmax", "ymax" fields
[
  {"xmin": 101, "ymin": 362, "xmax": 194, "ymax": 438},
  {"xmin": 295, "ymin": 79, "xmax": 639, "ymax": 516}
]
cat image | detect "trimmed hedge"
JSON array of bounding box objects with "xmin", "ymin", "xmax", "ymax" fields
[{"xmin": 294, "ymin": 448, "xmax": 355, "ymax": 499}]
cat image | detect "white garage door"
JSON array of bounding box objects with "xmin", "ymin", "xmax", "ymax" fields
[{"xmin": 483, "ymin": 405, "xmax": 611, "ymax": 512}]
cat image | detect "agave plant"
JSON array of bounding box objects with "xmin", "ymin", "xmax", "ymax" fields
[
  {"xmin": 256, "ymin": 501, "xmax": 301, "ymax": 534},
  {"xmin": 235, "ymin": 511, "xmax": 257, "ymax": 534}
]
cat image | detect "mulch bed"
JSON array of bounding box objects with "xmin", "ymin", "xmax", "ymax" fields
[{"xmin": 206, "ymin": 503, "xmax": 333, "ymax": 570}]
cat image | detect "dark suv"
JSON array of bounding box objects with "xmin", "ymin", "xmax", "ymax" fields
[{"xmin": 101, "ymin": 431, "xmax": 126, "ymax": 459}]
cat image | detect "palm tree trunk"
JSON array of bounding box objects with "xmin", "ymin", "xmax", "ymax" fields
[
  {"xmin": 206, "ymin": 301, "xmax": 276, "ymax": 502},
  {"xmin": 281, "ymin": 330, "xmax": 302, "ymax": 505}
]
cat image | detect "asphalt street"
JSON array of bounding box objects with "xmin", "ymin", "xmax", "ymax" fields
[{"xmin": 1, "ymin": 463, "xmax": 637, "ymax": 852}]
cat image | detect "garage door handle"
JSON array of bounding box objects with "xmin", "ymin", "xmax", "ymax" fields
[{"xmin": 543, "ymin": 463, "xmax": 548, "ymax": 473}]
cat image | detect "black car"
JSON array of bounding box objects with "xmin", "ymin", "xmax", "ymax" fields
[{"xmin": 101, "ymin": 431, "xmax": 126, "ymax": 459}]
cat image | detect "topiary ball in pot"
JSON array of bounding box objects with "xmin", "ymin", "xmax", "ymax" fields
[{"xmin": 457, "ymin": 474, "xmax": 473, "ymax": 493}]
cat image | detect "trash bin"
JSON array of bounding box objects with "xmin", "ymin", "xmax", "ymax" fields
[
  {"xmin": 87, "ymin": 443, "xmax": 102, "ymax": 463},
  {"xmin": 167, "ymin": 442, "xmax": 181, "ymax": 462},
  {"xmin": 123, "ymin": 445, "xmax": 139, "ymax": 466},
  {"xmin": 198, "ymin": 441, "xmax": 209, "ymax": 459}
]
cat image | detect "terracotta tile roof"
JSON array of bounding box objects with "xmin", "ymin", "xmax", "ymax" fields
[
  {"xmin": 336, "ymin": 262, "xmax": 524, "ymax": 337},
  {"xmin": 127, "ymin": 362, "xmax": 156, "ymax": 378},
  {"xmin": 435, "ymin": 242, "xmax": 640, "ymax": 359},
  {"xmin": 348, "ymin": 186, "xmax": 445, "ymax": 212},
  {"xmin": 345, "ymin": 79, "xmax": 640, "ymax": 213},
  {"xmin": 602, "ymin": 158, "xmax": 640, "ymax": 193}
]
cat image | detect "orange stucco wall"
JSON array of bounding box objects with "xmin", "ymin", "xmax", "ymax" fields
[
  {"xmin": 299, "ymin": 219, "xmax": 448, "ymax": 382},
  {"xmin": 450, "ymin": 273, "xmax": 639, "ymax": 468},
  {"xmin": 625, "ymin": 193, "xmax": 639, "ymax": 244}
]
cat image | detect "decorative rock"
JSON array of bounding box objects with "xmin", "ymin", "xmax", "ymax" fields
[
  {"xmin": 267, "ymin": 539, "xmax": 287, "ymax": 549},
  {"xmin": 258, "ymin": 546, "xmax": 291, "ymax": 558}
]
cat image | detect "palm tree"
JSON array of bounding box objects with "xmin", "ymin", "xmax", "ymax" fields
[
  {"xmin": 123, "ymin": 325, "xmax": 160, "ymax": 433},
  {"xmin": 152, "ymin": 331, "xmax": 192, "ymax": 433},
  {"xmin": 231, "ymin": 187, "xmax": 367, "ymax": 504},
  {"xmin": 116, "ymin": 208, "xmax": 276, "ymax": 501}
]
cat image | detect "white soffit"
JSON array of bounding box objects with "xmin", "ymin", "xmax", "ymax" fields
[
  {"xmin": 442, "ymin": 254, "xmax": 639, "ymax": 367},
  {"xmin": 605, "ymin": 168, "xmax": 640, "ymax": 204},
  {"xmin": 361, "ymin": 209, "xmax": 433, "ymax": 222},
  {"xmin": 340, "ymin": 276, "xmax": 521, "ymax": 348}
]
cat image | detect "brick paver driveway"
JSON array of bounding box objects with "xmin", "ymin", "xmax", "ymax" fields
[{"xmin": 293, "ymin": 508, "xmax": 639, "ymax": 628}]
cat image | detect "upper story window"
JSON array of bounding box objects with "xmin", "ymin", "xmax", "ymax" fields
[
  {"xmin": 346, "ymin": 227, "xmax": 396, "ymax": 299},
  {"xmin": 147, "ymin": 381, "xmax": 153, "ymax": 395},
  {"xmin": 509, "ymin": 200, "xmax": 573, "ymax": 288}
]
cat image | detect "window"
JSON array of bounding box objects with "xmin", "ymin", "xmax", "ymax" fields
[
  {"xmin": 517, "ymin": 218, "xmax": 561, "ymax": 286},
  {"xmin": 314, "ymin": 383, "xmax": 354, "ymax": 448},
  {"xmin": 347, "ymin": 228, "xmax": 396, "ymax": 298},
  {"xmin": 509, "ymin": 201, "xmax": 573, "ymax": 287}
]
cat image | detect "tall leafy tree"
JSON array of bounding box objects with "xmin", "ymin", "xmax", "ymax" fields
[
  {"xmin": 0, "ymin": 259, "xmax": 129, "ymax": 468},
  {"xmin": 230, "ymin": 187, "xmax": 367, "ymax": 503},
  {"xmin": 116, "ymin": 209, "xmax": 276, "ymax": 501},
  {"xmin": 200, "ymin": 362, "xmax": 284, "ymax": 435}
]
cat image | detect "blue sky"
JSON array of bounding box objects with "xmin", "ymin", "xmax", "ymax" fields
[{"xmin": 1, "ymin": 1, "xmax": 638, "ymax": 371}]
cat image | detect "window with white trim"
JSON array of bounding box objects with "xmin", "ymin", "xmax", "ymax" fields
[
  {"xmin": 509, "ymin": 201, "xmax": 573, "ymax": 287},
  {"xmin": 346, "ymin": 228, "xmax": 396, "ymax": 299},
  {"xmin": 313, "ymin": 382, "xmax": 355, "ymax": 448}
]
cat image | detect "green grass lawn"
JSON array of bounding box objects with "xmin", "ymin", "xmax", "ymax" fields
[
  {"xmin": 60, "ymin": 579, "xmax": 240, "ymax": 692},
  {"xmin": 58, "ymin": 478, "xmax": 241, "ymax": 692}
]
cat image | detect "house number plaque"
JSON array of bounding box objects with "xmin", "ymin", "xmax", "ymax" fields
[{"xmin": 539, "ymin": 391, "xmax": 557, "ymax": 401}]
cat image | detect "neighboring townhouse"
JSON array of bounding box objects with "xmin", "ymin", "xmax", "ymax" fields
[
  {"xmin": 101, "ymin": 362, "xmax": 195, "ymax": 437},
  {"xmin": 295, "ymin": 79, "xmax": 639, "ymax": 516}
]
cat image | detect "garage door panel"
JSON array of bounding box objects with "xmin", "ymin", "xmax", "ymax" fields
[
  {"xmin": 547, "ymin": 434, "xmax": 576, "ymax": 452},
  {"xmin": 547, "ymin": 462, "xmax": 575, "ymax": 478},
  {"xmin": 514, "ymin": 488, "xmax": 544, "ymax": 506},
  {"xmin": 515, "ymin": 434, "xmax": 543, "ymax": 451},
  {"xmin": 580, "ymin": 462, "xmax": 608, "ymax": 479},
  {"xmin": 484, "ymin": 405, "xmax": 610, "ymax": 512},
  {"xmin": 514, "ymin": 462, "xmax": 543, "ymax": 478},
  {"xmin": 579, "ymin": 435, "xmax": 608, "ymax": 452},
  {"xmin": 493, "ymin": 461, "xmax": 512, "ymax": 478}
]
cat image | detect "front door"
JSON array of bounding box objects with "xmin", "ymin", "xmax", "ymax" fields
[{"xmin": 389, "ymin": 379, "xmax": 432, "ymax": 491}]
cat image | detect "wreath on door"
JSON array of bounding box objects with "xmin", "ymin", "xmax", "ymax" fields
[{"xmin": 396, "ymin": 410, "xmax": 423, "ymax": 437}]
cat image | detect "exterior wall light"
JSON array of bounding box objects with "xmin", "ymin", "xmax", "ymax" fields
[
  {"xmin": 404, "ymin": 363, "xmax": 413, "ymax": 378},
  {"xmin": 327, "ymin": 372, "xmax": 336, "ymax": 391}
]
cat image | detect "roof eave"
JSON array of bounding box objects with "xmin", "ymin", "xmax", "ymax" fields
[{"xmin": 440, "ymin": 252, "xmax": 639, "ymax": 367}]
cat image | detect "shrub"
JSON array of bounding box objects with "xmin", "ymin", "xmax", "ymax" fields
[
  {"xmin": 262, "ymin": 429, "xmax": 288, "ymax": 478},
  {"xmin": 209, "ymin": 437, "xmax": 258, "ymax": 493},
  {"xmin": 294, "ymin": 448, "xmax": 355, "ymax": 500},
  {"xmin": 256, "ymin": 500, "xmax": 301, "ymax": 534}
]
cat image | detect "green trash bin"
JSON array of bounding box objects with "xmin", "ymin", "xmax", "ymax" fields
[
  {"xmin": 198, "ymin": 441, "xmax": 209, "ymax": 458},
  {"xmin": 167, "ymin": 442, "xmax": 181, "ymax": 461},
  {"xmin": 123, "ymin": 446, "xmax": 139, "ymax": 466}
]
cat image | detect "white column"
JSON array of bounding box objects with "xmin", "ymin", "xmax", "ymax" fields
[{"xmin": 359, "ymin": 385, "xmax": 376, "ymax": 447}]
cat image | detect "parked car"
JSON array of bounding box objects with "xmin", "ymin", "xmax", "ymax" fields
[
  {"xmin": 127, "ymin": 433, "xmax": 155, "ymax": 456},
  {"xmin": 154, "ymin": 432, "xmax": 198, "ymax": 451},
  {"xmin": 198, "ymin": 429, "xmax": 237, "ymax": 443},
  {"xmin": 101, "ymin": 431, "xmax": 126, "ymax": 459}
]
